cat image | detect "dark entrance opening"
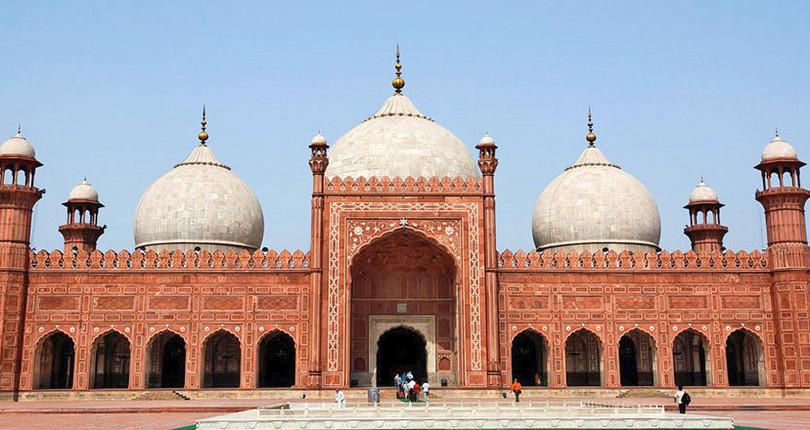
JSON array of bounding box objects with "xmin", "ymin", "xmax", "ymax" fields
[
  {"xmin": 90, "ymin": 331, "xmax": 130, "ymax": 388},
  {"xmin": 376, "ymin": 327, "xmax": 427, "ymax": 386},
  {"xmin": 146, "ymin": 331, "xmax": 186, "ymax": 389},
  {"xmin": 202, "ymin": 330, "xmax": 241, "ymax": 388},
  {"xmin": 619, "ymin": 329, "xmax": 656, "ymax": 386},
  {"xmin": 36, "ymin": 331, "xmax": 75, "ymax": 389},
  {"xmin": 258, "ymin": 331, "xmax": 296, "ymax": 387},
  {"xmin": 673, "ymin": 329, "xmax": 710, "ymax": 386},
  {"xmin": 565, "ymin": 329, "xmax": 602, "ymax": 386},
  {"xmin": 511, "ymin": 330, "xmax": 548, "ymax": 386},
  {"xmin": 726, "ymin": 329, "xmax": 764, "ymax": 386}
]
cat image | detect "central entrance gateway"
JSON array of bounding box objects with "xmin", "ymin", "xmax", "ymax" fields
[{"xmin": 350, "ymin": 229, "xmax": 458, "ymax": 387}]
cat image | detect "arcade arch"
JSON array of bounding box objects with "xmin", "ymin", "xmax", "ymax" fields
[
  {"xmin": 202, "ymin": 330, "xmax": 241, "ymax": 388},
  {"xmin": 34, "ymin": 331, "xmax": 75, "ymax": 389},
  {"xmin": 257, "ymin": 330, "xmax": 296, "ymax": 388},
  {"xmin": 376, "ymin": 326, "xmax": 427, "ymax": 386},
  {"xmin": 565, "ymin": 329, "xmax": 603, "ymax": 386},
  {"xmin": 726, "ymin": 329, "xmax": 765, "ymax": 386},
  {"xmin": 673, "ymin": 329, "xmax": 712, "ymax": 386},
  {"xmin": 145, "ymin": 330, "xmax": 186, "ymax": 389},
  {"xmin": 89, "ymin": 331, "xmax": 130, "ymax": 389},
  {"xmin": 511, "ymin": 330, "xmax": 548, "ymax": 386},
  {"xmin": 349, "ymin": 229, "xmax": 457, "ymax": 387},
  {"xmin": 618, "ymin": 329, "xmax": 657, "ymax": 387}
]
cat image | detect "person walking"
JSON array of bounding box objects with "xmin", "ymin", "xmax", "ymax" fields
[
  {"xmin": 422, "ymin": 381, "xmax": 430, "ymax": 402},
  {"xmin": 674, "ymin": 385, "xmax": 690, "ymax": 414},
  {"xmin": 510, "ymin": 379, "xmax": 522, "ymax": 403},
  {"xmin": 335, "ymin": 389, "xmax": 346, "ymax": 407}
]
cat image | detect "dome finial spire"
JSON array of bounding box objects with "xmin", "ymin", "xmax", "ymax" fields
[
  {"xmin": 198, "ymin": 105, "xmax": 209, "ymax": 145},
  {"xmin": 586, "ymin": 106, "xmax": 596, "ymax": 146},
  {"xmin": 775, "ymin": 127, "xmax": 779, "ymax": 138},
  {"xmin": 392, "ymin": 44, "xmax": 405, "ymax": 95},
  {"xmin": 16, "ymin": 124, "xmax": 21, "ymax": 136}
]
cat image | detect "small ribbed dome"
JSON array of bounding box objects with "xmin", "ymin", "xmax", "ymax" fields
[
  {"xmin": 324, "ymin": 95, "xmax": 479, "ymax": 179},
  {"xmin": 479, "ymin": 134, "xmax": 495, "ymax": 145},
  {"xmin": 311, "ymin": 133, "xmax": 327, "ymax": 145},
  {"xmin": 532, "ymin": 145, "xmax": 661, "ymax": 253},
  {"xmin": 688, "ymin": 180, "xmax": 718, "ymax": 203},
  {"xmin": 69, "ymin": 178, "xmax": 99, "ymax": 202},
  {"xmin": 133, "ymin": 142, "xmax": 264, "ymax": 252},
  {"xmin": 761, "ymin": 135, "xmax": 798, "ymax": 161},
  {"xmin": 0, "ymin": 131, "xmax": 36, "ymax": 158}
]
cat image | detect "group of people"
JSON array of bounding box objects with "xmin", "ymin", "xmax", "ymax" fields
[{"xmin": 394, "ymin": 371, "xmax": 429, "ymax": 402}]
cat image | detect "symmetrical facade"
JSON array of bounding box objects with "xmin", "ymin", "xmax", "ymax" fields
[{"xmin": 1, "ymin": 56, "xmax": 809, "ymax": 398}]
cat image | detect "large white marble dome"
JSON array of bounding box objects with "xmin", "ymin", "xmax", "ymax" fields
[
  {"xmin": 532, "ymin": 142, "xmax": 661, "ymax": 254},
  {"xmin": 324, "ymin": 94, "xmax": 479, "ymax": 180},
  {"xmin": 133, "ymin": 139, "xmax": 264, "ymax": 253}
]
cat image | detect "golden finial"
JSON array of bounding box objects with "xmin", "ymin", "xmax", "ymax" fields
[
  {"xmin": 198, "ymin": 105, "xmax": 209, "ymax": 145},
  {"xmin": 392, "ymin": 45, "xmax": 405, "ymax": 95},
  {"xmin": 586, "ymin": 106, "xmax": 596, "ymax": 145}
]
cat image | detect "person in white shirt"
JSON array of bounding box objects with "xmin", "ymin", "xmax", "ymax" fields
[
  {"xmin": 674, "ymin": 385, "xmax": 687, "ymax": 414},
  {"xmin": 422, "ymin": 381, "xmax": 430, "ymax": 402},
  {"xmin": 407, "ymin": 379, "xmax": 417, "ymax": 402},
  {"xmin": 335, "ymin": 389, "xmax": 346, "ymax": 407}
]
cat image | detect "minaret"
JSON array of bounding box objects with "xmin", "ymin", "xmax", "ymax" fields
[
  {"xmin": 683, "ymin": 179, "xmax": 728, "ymax": 254},
  {"xmin": 59, "ymin": 178, "xmax": 105, "ymax": 254},
  {"xmin": 0, "ymin": 127, "xmax": 44, "ymax": 397},
  {"xmin": 755, "ymin": 131, "xmax": 810, "ymax": 268},
  {"xmin": 307, "ymin": 132, "xmax": 328, "ymax": 388},
  {"xmin": 476, "ymin": 132, "xmax": 501, "ymax": 387}
]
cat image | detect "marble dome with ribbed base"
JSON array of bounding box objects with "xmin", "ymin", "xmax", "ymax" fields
[
  {"xmin": 68, "ymin": 178, "xmax": 99, "ymax": 202},
  {"xmin": 324, "ymin": 94, "xmax": 479, "ymax": 180},
  {"xmin": 0, "ymin": 131, "xmax": 36, "ymax": 158},
  {"xmin": 133, "ymin": 139, "xmax": 264, "ymax": 253},
  {"xmin": 689, "ymin": 180, "xmax": 718, "ymax": 203},
  {"xmin": 532, "ymin": 143, "xmax": 661, "ymax": 254},
  {"xmin": 761, "ymin": 135, "xmax": 798, "ymax": 161}
]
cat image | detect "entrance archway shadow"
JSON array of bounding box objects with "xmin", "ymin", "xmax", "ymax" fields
[
  {"xmin": 34, "ymin": 331, "xmax": 75, "ymax": 389},
  {"xmin": 376, "ymin": 326, "xmax": 427, "ymax": 386},
  {"xmin": 258, "ymin": 330, "xmax": 296, "ymax": 387},
  {"xmin": 619, "ymin": 329, "xmax": 657, "ymax": 387},
  {"xmin": 673, "ymin": 329, "xmax": 711, "ymax": 386},
  {"xmin": 202, "ymin": 330, "xmax": 241, "ymax": 388},
  {"xmin": 726, "ymin": 329, "xmax": 765, "ymax": 386},
  {"xmin": 511, "ymin": 330, "xmax": 548, "ymax": 386},
  {"xmin": 565, "ymin": 329, "xmax": 602, "ymax": 386},
  {"xmin": 146, "ymin": 330, "xmax": 186, "ymax": 389},
  {"xmin": 90, "ymin": 330, "xmax": 130, "ymax": 389}
]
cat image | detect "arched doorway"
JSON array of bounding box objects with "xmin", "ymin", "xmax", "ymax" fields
[
  {"xmin": 350, "ymin": 229, "xmax": 457, "ymax": 387},
  {"xmin": 90, "ymin": 331, "xmax": 130, "ymax": 389},
  {"xmin": 376, "ymin": 326, "xmax": 427, "ymax": 386},
  {"xmin": 726, "ymin": 329, "xmax": 765, "ymax": 386},
  {"xmin": 511, "ymin": 330, "xmax": 548, "ymax": 386},
  {"xmin": 565, "ymin": 329, "xmax": 602, "ymax": 386},
  {"xmin": 146, "ymin": 331, "xmax": 186, "ymax": 389},
  {"xmin": 202, "ymin": 330, "xmax": 241, "ymax": 388},
  {"xmin": 258, "ymin": 331, "xmax": 296, "ymax": 387},
  {"xmin": 35, "ymin": 331, "xmax": 75, "ymax": 389},
  {"xmin": 619, "ymin": 329, "xmax": 656, "ymax": 386},
  {"xmin": 673, "ymin": 329, "xmax": 711, "ymax": 386}
]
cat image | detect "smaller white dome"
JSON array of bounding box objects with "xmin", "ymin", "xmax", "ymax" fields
[
  {"xmin": 311, "ymin": 133, "xmax": 327, "ymax": 145},
  {"xmin": 69, "ymin": 178, "xmax": 99, "ymax": 202},
  {"xmin": 762, "ymin": 135, "xmax": 798, "ymax": 161},
  {"xmin": 479, "ymin": 134, "xmax": 495, "ymax": 145},
  {"xmin": 0, "ymin": 131, "xmax": 36, "ymax": 158},
  {"xmin": 689, "ymin": 180, "xmax": 718, "ymax": 203}
]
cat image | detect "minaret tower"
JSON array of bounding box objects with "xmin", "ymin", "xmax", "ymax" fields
[
  {"xmin": 683, "ymin": 179, "xmax": 728, "ymax": 254},
  {"xmin": 307, "ymin": 131, "xmax": 328, "ymax": 388},
  {"xmin": 755, "ymin": 131, "xmax": 810, "ymax": 268},
  {"xmin": 59, "ymin": 178, "xmax": 105, "ymax": 254},
  {"xmin": 0, "ymin": 127, "xmax": 44, "ymax": 396}
]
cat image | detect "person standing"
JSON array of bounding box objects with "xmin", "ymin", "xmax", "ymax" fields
[
  {"xmin": 335, "ymin": 389, "xmax": 346, "ymax": 407},
  {"xmin": 395, "ymin": 373, "xmax": 402, "ymax": 398},
  {"xmin": 422, "ymin": 381, "xmax": 430, "ymax": 402},
  {"xmin": 510, "ymin": 379, "xmax": 522, "ymax": 403},
  {"xmin": 674, "ymin": 385, "xmax": 690, "ymax": 414}
]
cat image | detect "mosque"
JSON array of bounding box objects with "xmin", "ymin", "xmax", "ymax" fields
[{"xmin": 0, "ymin": 51, "xmax": 808, "ymax": 399}]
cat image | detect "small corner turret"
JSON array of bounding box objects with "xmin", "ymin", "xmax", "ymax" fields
[
  {"xmin": 683, "ymin": 178, "xmax": 728, "ymax": 254},
  {"xmin": 59, "ymin": 178, "xmax": 105, "ymax": 254}
]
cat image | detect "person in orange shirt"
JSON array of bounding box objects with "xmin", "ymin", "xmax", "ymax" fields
[{"xmin": 510, "ymin": 379, "xmax": 522, "ymax": 402}]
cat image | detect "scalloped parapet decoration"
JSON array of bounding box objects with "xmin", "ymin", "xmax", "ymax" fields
[
  {"xmin": 497, "ymin": 249, "xmax": 769, "ymax": 270},
  {"xmin": 324, "ymin": 176, "xmax": 483, "ymax": 194},
  {"xmin": 29, "ymin": 248, "xmax": 310, "ymax": 271}
]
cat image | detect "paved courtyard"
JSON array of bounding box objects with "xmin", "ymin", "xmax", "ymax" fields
[{"xmin": 1, "ymin": 397, "xmax": 809, "ymax": 430}]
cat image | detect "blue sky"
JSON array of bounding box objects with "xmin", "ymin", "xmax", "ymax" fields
[{"xmin": 2, "ymin": 1, "xmax": 809, "ymax": 253}]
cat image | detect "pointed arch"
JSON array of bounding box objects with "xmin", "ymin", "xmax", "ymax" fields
[
  {"xmin": 673, "ymin": 328, "xmax": 712, "ymax": 386},
  {"xmin": 257, "ymin": 329, "xmax": 296, "ymax": 388},
  {"xmin": 201, "ymin": 329, "xmax": 241, "ymax": 388},
  {"xmin": 375, "ymin": 325, "xmax": 428, "ymax": 386},
  {"xmin": 565, "ymin": 328, "xmax": 603, "ymax": 386},
  {"xmin": 145, "ymin": 329, "xmax": 186, "ymax": 389},
  {"xmin": 618, "ymin": 328, "xmax": 657, "ymax": 386},
  {"xmin": 89, "ymin": 330, "xmax": 130, "ymax": 389},
  {"xmin": 511, "ymin": 329, "xmax": 549, "ymax": 386},
  {"xmin": 726, "ymin": 328, "xmax": 765, "ymax": 386},
  {"xmin": 34, "ymin": 330, "xmax": 75, "ymax": 389}
]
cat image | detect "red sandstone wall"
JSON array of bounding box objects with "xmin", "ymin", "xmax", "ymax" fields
[{"xmin": 19, "ymin": 248, "xmax": 311, "ymax": 391}]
